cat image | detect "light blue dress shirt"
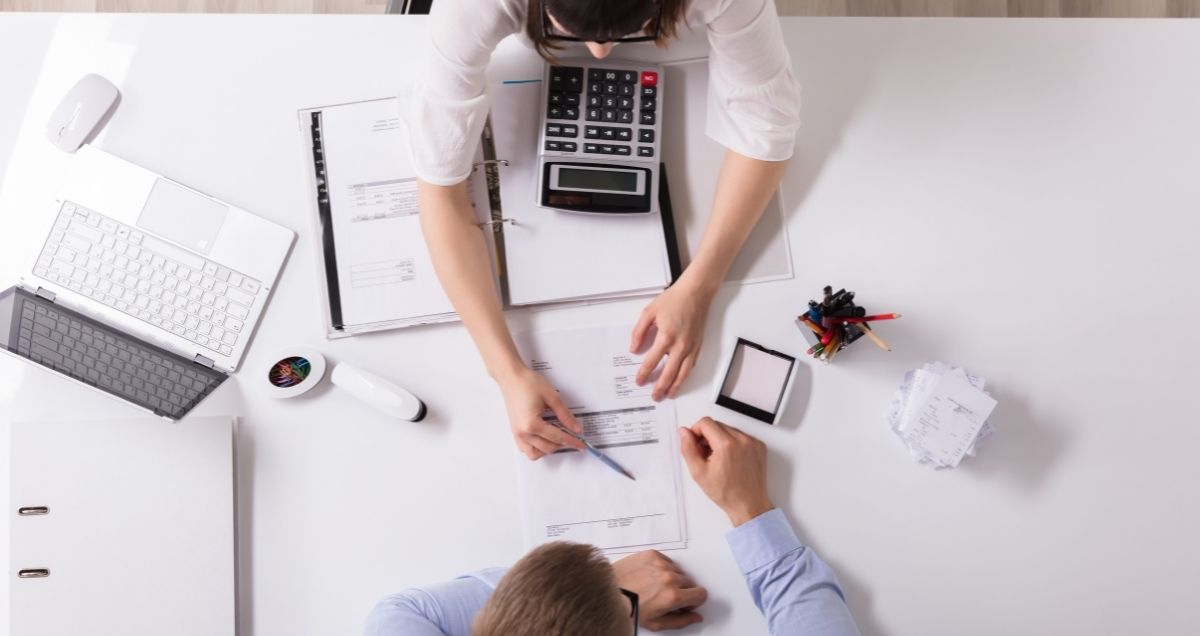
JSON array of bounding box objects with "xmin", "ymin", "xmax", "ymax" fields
[{"xmin": 364, "ymin": 508, "xmax": 860, "ymax": 635}]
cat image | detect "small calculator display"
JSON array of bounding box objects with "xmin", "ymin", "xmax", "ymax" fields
[{"xmin": 537, "ymin": 59, "xmax": 662, "ymax": 215}]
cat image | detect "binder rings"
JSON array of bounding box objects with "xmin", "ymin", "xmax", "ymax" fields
[
  {"xmin": 298, "ymin": 80, "xmax": 681, "ymax": 338},
  {"xmin": 10, "ymin": 416, "xmax": 237, "ymax": 636}
]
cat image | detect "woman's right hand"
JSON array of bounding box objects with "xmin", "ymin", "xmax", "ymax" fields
[{"xmin": 497, "ymin": 366, "xmax": 587, "ymax": 460}]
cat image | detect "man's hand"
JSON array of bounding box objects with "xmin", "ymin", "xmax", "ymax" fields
[
  {"xmin": 496, "ymin": 366, "xmax": 586, "ymax": 460},
  {"xmin": 612, "ymin": 550, "xmax": 708, "ymax": 631},
  {"xmin": 630, "ymin": 280, "xmax": 716, "ymax": 401},
  {"xmin": 679, "ymin": 417, "xmax": 774, "ymax": 526}
]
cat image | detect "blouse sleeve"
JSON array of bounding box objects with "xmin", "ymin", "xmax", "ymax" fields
[
  {"xmin": 704, "ymin": 0, "xmax": 802, "ymax": 161},
  {"xmin": 408, "ymin": 0, "xmax": 523, "ymax": 185}
]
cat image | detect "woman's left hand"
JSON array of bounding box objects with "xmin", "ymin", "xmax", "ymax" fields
[{"xmin": 630, "ymin": 279, "xmax": 716, "ymax": 401}]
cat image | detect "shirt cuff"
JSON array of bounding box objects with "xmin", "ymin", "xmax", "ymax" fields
[{"xmin": 724, "ymin": 508, "xmax": 803, "ymax": 574}]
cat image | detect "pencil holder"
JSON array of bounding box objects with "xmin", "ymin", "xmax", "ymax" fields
[{"xmin": 795, "ymin": 286, "xmax": 899, "ymax": 363}]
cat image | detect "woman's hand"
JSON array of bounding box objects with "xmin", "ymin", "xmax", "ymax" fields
[
  {"xmin": 630, "ymin": 279, "xmax": 717, "ymax": 401},
  {"xmin": 496, "ymin": 366, "xmax": 587, "ymax": 460}
]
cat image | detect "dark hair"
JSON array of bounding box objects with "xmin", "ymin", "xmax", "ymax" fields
[
  {"xmin": 472, "ymin": 542, "xmax": 629, "ymax": 635},
  {"xmin": 526, "ymin": 0, "xmax": 688, "ymax": 61}
]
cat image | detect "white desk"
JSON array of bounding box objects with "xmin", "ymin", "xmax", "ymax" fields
[{"xmin": 2, "ymin": 15, "xmax": 1198, "ymax": 635}]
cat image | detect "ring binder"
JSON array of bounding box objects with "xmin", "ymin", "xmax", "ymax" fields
[
  {"xmin": 478, "ymin": 116, "xmax": 511, "ymax": 304},
  {"xmin": 10, "ymin": 416, "xmax": 236, "ymax": 634},
  {"xmin": 297, "ymin": 92, "xmax": 678, "ymax": 336},
  {"xmin": 310, "ymin": 110, "xmax": 345, "ymax": 331},
  {"xmin": 473, "ymin": 159, "xmax": 510, "ymax": 171},
  {"xmin": 478, "ymin": 218, "xmax": 516, "ymax": 229}
]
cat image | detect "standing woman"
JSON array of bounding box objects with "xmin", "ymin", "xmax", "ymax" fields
[{"xmin": 413, "ymin": 0, "xmax": 800, "ymax": 459}]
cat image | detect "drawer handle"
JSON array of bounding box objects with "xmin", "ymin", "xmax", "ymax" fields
[
  {"xmin": 18, "ymin": 568, "xmax": 50, "ymax": 579},
  {"xmin": 17, "ymin": 506, "xmax": 49, "ymax": 516}
]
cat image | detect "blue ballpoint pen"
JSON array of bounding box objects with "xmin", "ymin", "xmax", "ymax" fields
[{"xmin": 551, "ymin": 422, "xmax": 636, "ymax": 481}]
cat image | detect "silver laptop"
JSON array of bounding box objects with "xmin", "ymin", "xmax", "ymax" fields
[{"xmin": 1, "ymin": 145, "xmax": 294, "ymax": 419}]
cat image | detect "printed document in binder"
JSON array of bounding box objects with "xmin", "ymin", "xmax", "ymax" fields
[
  {"xmin": 298, "ymin": 80, "xmax": 678, "ymax": 337},
  {"xmin": 513, "ymin": 324, "xmax": 687, "ymax": 554}
]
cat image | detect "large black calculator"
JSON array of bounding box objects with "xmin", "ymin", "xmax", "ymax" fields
[{"xmin": 537, "ymin": 59, "xmax": 663, "ymax": 215}]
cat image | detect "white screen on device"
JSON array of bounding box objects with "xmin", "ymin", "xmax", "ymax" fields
[{"xmin": 719, "ymin": 344, "xmax": 792, "ymax": 415}]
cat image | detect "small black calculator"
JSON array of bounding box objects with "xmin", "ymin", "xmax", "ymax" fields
[{"xmin": 537, "ymin": 59, "xmax": 663, "ymax": 215}]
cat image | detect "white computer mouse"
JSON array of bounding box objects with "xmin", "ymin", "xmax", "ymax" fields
[{"xmin": 45, "ymin": 74, "xmax": 120, "ymax": 152}]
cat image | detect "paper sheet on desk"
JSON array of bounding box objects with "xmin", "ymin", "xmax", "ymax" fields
[
  {"xmin": 318, "ymin": 99, "xmax": 476, "ymax": 328},
  {"xmin": 887, "ymin": 363, "xmax": 997, "ymax": 467},
  {"xmin": 514, "ymin": 325, "xmax": 687, "ymax": 553}
]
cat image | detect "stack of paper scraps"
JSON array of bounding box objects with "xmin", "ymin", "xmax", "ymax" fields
[{"xmin": 887, "ymin": 362, "xmax": 998, "ymax": 468}]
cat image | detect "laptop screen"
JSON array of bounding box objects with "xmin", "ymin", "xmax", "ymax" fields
[{"xmin": 0, "ymin": 286, "xmax": 227, "ymax": 420}]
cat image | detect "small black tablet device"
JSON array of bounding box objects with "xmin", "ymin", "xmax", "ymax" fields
[{"xmin": 714, "ymin": 338, "xmax": 797, "ymax": 425}]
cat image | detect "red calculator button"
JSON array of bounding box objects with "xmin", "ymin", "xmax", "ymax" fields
[{"xmin": 640, "ymin": 71, "xmax": 658, "ymax": 87}]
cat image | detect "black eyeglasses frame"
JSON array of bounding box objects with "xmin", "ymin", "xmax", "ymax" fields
[
  {"xmin": 619, "ymin": 587, "xmax": 640, "ymax": 634},
  {"xmin": 540, "ymin": 0, "xmax": 664, "ymax": 44}
]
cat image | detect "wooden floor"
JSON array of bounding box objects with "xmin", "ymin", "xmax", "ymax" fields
[{"xmin": 2, "ymin": 0, "xmax": 1199, "ymax": 16}]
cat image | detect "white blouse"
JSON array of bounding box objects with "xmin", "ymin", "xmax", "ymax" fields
[{"xmin": 411, "ymin": 0, "xmax": 801, "ymax": 186}]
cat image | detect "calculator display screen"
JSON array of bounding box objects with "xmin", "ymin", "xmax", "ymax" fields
[{"xmin": 556, "ymin": 167, "xmax": 639, "ymax": 193}]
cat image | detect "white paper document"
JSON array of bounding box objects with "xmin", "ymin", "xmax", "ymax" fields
[
  {"xmin": 514, "ymin": 325, "xmax": 687, "ymax": 553},
  {"xmin": 886, "ymin": 362, "xmax": 998, "ymax": 468},
  {"xmin": 318, "ymin": 98, "xmax": 471, "ymax": 329}
]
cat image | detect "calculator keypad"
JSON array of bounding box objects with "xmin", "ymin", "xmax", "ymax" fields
[{"xmin": 544, "ymin": 63, "xmax": 659, "ymax": 161}]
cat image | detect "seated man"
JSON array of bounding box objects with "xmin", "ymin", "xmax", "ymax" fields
[{"xmin": 365, "ymin": 417, "xmax": 861, "ymax": 635}]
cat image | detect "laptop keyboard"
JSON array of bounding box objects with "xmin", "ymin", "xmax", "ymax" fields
[
  {"xmin": 33, "ymin": 202, "xmax": 262, "ymax": 358},
  {"xmin": 15, "ymin": 295, "xmax": 223, "ymax": 418}
]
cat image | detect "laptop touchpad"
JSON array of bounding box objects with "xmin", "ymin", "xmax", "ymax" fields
[{"xmin": 138, "ymin": 179, "xmax": 227, "ymax": 255}]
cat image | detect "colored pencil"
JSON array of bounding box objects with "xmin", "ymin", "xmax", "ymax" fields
[
  {"xmin": 829, "ymin": 313, "xmax": 902, "ymax": 325},
  {"xmin": 855, "ymin": 323, "xmax": 891, "ymax": 351},
  {"xmin": 823, "ymin": 331, "xmax": 841, "ymax": 361},
  {"xmin": 799, "ymin": 316, "xmax": 825, "ymax": 335}
]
